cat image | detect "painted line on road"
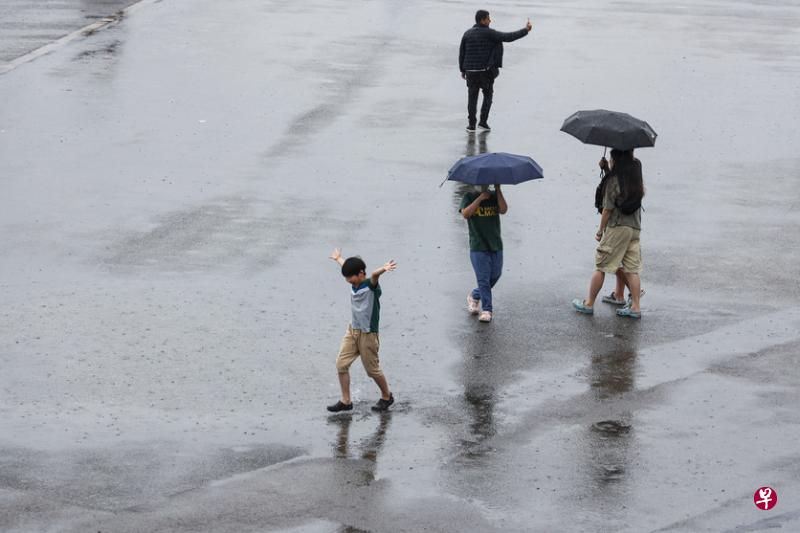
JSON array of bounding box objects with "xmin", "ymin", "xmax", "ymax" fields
[
  {"xmin": 0, "ymin": 0, "xmax": 161, "ymax": 76},
  {"xmin": 208, "ymin": 454, "xmax": 313, "ymax": 488}
]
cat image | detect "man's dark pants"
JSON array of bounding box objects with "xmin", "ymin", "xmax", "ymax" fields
[{"xmin": 466, "ymin": 70, "xmax": 496, "ymax": 126}]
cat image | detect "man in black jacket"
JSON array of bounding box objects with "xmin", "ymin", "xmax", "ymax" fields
[{"xmin": 459, "ymin": 10, "xmax": 532, "ymax": 132}]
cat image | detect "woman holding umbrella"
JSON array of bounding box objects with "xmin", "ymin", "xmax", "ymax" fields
[
  {"xmin": 560, "ymin": 109, "xmax": 655, "ymax": 318},
  {"xmin": 597, "ymin": 154, "xmax": 645, "ymax": 309},
  {"xmin": 572, "ymin": 149, "xmax": 645, "ymax": 318}
]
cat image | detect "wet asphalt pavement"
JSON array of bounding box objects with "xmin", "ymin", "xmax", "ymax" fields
[
  {"xmin": 1, "ymin": 0, "xmax": 800, "ymax": 531},
  {"xmin": 0, "ymin": 0, "xmax": 141, "ymax": 66}
]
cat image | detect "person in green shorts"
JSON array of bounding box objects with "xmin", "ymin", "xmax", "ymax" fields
[{"xmin": 327, "ymin": 248, "xmax": 396, "ymax": 412}]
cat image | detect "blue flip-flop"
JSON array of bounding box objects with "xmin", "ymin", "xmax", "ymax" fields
[
  {"xmin": 616, "ymin": 307, "xmax": 641, "ymax": 319},
  {"xmin": 572, "ymin": 299, "xmax": 594, "ymax": 315}
]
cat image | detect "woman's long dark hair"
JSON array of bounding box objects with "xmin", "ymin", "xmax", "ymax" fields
[{"xmin": 609, "ymin": 149, "xmax": 644, "ymax": 204}]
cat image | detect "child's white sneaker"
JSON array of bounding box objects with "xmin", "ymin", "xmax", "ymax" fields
[
  {"xmin": 478, "ymin": 311, "xmax": 492, "ymax": 322},
  {"xmin": 467, "ymin": 293, "xmax": 480, "ymax": 315}
]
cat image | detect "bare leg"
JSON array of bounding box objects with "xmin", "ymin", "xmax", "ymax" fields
[
  {"xmin": 586, "ymin": 270, "xmax": 606, "ymax": 307},
  {"xmin": 615, "ymin": 268, "xmax": 628, "ymax": 300},
  {"xmin": 624, "ymin": 272, "xmax": 641, "ymax": 312},
  {"xmin": 372, "ymin": 375, "xmax": 391, "ymax": 400},
  {"xmin": 338, "ymin": 373, "xmax": 351, "ymax": 404}
]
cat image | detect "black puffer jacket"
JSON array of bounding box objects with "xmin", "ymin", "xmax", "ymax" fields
[{"xmin": 459, "ymin": 24, "xmax": 529, "ymax": 73}]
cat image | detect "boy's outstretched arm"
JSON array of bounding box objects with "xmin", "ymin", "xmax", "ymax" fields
[
  {"xmin": 371, "ymin": 260, "xmax": 397, "ymax": 285},
  {"xmin": 330, "ymin": 247, "xmax": 345, "ymax": 266}
]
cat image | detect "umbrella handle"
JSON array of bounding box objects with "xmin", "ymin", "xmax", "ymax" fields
[{"xmin": 598, "ymin": 146, "xmax": 607, "ymax": 179}]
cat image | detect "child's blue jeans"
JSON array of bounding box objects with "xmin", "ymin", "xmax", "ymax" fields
[{"xmin": 470, "ymin": 250, "xmax": 503, "ymax": 312}]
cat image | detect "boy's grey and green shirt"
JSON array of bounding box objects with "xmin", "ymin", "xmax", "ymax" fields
[{"xmin": 350, "ymin": 279, "xmax": 381, "ymax": 333}]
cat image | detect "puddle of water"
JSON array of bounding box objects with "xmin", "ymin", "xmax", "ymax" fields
[{"xmin": 591, "ymin": 420, "xmax": 632, "ymax": 437}]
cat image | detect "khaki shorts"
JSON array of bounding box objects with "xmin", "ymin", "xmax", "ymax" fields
[
  {"xmin": 335, "ymin": 325, "xmax": 383, "ymax": 379},
  {"xmin": 595, "ymin": 226, "xmax": 642, "ymax": 274}
]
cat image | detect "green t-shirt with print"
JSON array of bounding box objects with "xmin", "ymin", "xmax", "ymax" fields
[{"xmin": 459, "ymin": 191, "xmax": 503, "ymax": 252}]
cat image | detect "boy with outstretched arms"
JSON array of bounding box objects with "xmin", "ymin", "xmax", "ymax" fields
[{"xmin": 327, "ymin": 248, "xmax": 396, "ymax": 412}]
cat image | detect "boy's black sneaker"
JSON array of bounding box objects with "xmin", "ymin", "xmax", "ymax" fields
[
  {"xmin": 371, "ymin": 393, "xmax": 394, "ymax": 412},
  {"xmin": 477, "ymin": 122, "xmax": 491, "ymax": 131},
  {"xmin": 466, "ymin": 124, "xmax": 476, "ymax": 133},
  {"xmin": 327, "ymin": 400, "xmax": 353, "ymax": 413}
]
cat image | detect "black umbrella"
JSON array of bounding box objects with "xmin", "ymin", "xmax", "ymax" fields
[{"xmin": 560, "ymin": 109, "xmax": 657, "ymax": 150}]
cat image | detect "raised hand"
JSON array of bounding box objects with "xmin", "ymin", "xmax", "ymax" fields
[
  {"xmin": 330, "ymin": 248, "xmax": 342, "ymax": 262},
  {"xmin": 383, "ymin": 260, "xmax": 397, "ymax": 273}
]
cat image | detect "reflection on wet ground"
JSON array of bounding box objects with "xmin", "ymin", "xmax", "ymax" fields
[
  {"xmin": 590, "ymin": 342, "xmax": 638, "ymax": 400},
  {"xmin": 447, "ymin": 131, "xmax": 491, "ymax": 209},
  {"xmin": 587, "ymin": 416, "xmax": 634, "ymax": 487},
  {"xmin": 438, "ymin": 286, "xmax": 650, "ymax": 526},
  {"xmin": 329, "ymin": 412, "xmax": 392, "ymax": 469},
  {"xmin": 459, "ymin": 325, "xmax": 501, "ymax": 460},
  {"xmin": 465, "ymin": 131, "xmax": 489, "ymax": 157},
  {"xmin": 584, "ymin": 330, "xmax": 637, "ymax": 488},
  {"xmin": 329, "ymin": 413, "xmax": 392, "ymax": 533}
]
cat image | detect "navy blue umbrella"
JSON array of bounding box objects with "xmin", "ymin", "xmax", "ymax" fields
[{"xmin": 443, "ymin": 152, "xmax": 544, "ymax": 186}]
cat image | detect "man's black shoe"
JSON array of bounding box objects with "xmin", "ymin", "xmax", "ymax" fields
[
  {"xmin": 371, "ymin": 393, "xmax": 394, "ymax": 412},
  {"xmin": 327, "ymin": 400, "xmax": 353, "ymax": 413},
  {"xmin": 466, "ymin": 124, "xmax": 476, "ymax": 133},
  {"xmin": 477, "ymin": 122, "xmax": 491, "ymax": 131}
]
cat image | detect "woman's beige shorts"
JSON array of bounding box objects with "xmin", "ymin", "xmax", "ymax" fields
[
  {"xmin": 595, "ymin": 226, "xmax": 642, "ymax": 274},
  {"xmin": 335, "ymin": 325, "xmax": 383, "ymax": 378}
]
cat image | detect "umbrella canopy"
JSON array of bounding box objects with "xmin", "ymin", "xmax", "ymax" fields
[
  {"xmin": 445, "ymin": 152, "xmax": 544, "ymax": 186},
  {"xmin": 560, "ymin": 109, "xmax": 657, "ymax": 150}
]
